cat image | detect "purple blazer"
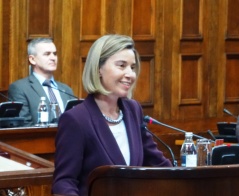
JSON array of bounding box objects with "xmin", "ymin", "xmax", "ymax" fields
[{"xmin": 52, "ymin": 94, "xmax": 172, "ymax": 195}]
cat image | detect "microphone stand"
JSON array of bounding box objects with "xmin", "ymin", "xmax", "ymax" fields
[
  {"xmin": 42, "ymin": 82, "xmax": 79, "ymax": 99},
  {"xmin": 141, "ymin": 124, "xmax": 178, "ymax": 167},
  {"xmin": 207, "ymin": 129, "xmax": 216, "ymax": 141},
  {"xmin": 144, "ymin": 116, "xmax": 207, "ymax": 140},
  {"xmin": 223, "ymin": 108, "xmax": 239, "ymax": 142}
]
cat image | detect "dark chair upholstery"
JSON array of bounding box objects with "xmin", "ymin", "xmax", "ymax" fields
[{"xmin": 211, "ymin": 144, "xmax": 239, "ymax": 165}]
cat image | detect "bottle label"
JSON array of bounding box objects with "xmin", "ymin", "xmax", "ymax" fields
[
  {"xmin": 185, "ymin": 155, "xmax": 197, "ymax": 167},
  {"xmin": 38, "ymin": 112, "xmax": 49, "ymax": 123},
  {"xmin": 181, "ymin": 155, "xmax": 186, "ymax": 167}
]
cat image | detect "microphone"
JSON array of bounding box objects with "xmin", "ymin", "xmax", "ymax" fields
[
  {"xmin": 42, "ymin": 81, "xmax": 78, "ymax": 99},
  {"xmin": 144, "ymin": 115, "xmax": 207, "ymax": 140},
  {"xmin": 223, "ymin": 108, "xmax": 239, "ymax": 142},
  {"xmin": 207, "ymin": 129, "xmax": 216, "ymax": 141},
  {"xmin": 141, "ymin": 124, "xmax": 177, "ymax": 167},
  {"xmin": 223, "ymin": 108, "xmax": 237, "ymax": 119}
]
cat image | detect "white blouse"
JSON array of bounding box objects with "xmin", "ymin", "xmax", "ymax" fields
[{"xmin": 109, "ymin": 121, "xmax": 130, "ymax": 165}]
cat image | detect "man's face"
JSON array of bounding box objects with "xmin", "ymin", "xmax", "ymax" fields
[{"xmin": 29, "ymin": 42, "xmax": 58, "ymax": 76}]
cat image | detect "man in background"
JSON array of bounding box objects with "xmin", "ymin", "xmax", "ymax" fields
[{"xmin": 8, "ymin": 38, "xmax": 75, "ymax": 126}]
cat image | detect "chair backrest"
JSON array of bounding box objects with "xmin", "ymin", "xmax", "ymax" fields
[{"xmin": 211, "ymin": 144, "xmax": 239, "ymax": 165}]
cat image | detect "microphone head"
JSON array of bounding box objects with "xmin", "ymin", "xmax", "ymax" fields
[
  {"xmin": 143, "ymin": 115, "xmax": 156, "ymax": 124},
  {"xmin": 143, "ymin": 115, "xmax": 151, "ymax": 123},
  {"xmin": 223, "ymin": 108, "xmax": 231, "ymax": 115},
  {"xmin": 223, "ymin": 108, "xmax": 237, "ymax": 118}
]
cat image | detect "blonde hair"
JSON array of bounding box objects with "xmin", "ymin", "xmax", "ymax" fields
[{"xmin": 82, "ymin": 34, "xmax": 141, "ymax": 98}]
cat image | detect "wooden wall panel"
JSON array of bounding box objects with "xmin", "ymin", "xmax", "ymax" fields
[
  {"xmin": 81, "ymin": 0, "xmax": 103, "ymax": 40},
  {"xmin": 9, "ymin": 0, "xmax": 29, "ymax": 84},
  {"xmin": 224, "ymin": 0, "xmax": 239, "ymax": 113},
  {"xmin": 133, "ymin": 0, "xmax": 155, "ymax": 40},
  {"xmin": 227, "ymin": 0, "xmax": 239, "ymax": 39},
  {"xmin": 133, "ymin": 56, "xmax": 154, "ymax": 106},
  {"xmin": 182, "ymin": 0, "xmax": 201, "ymax": 38},
  {"xmin": 225, "ymin": 55, "xmax": 239, "ymax": 102},
  {"xmin": 27, "ymin": 0, "xmax": 53, "ymax": 39},
  {"xmin": 104, "ymin": 0, "xmax": 132, "ymax": 35},
  {"xmin": 0, "ymin": 0, "xmax": 10, "ymax": 95},
  {"xmin": 0, "ymin": 1, "xmax": 4, "ymax": 93},
  {"xmin": 132, "ymin": 0, "xmax": 155, "ymax": 111},
  {"xmin": 56, "ymin": 0, "xmax": 80, "ymax": 93},
  {"xmin": 170, "ymin": 0, "xmax": 205, "ymax": 120},
  {"xmin": 1, "ymin": 0, "xmax": 239, "ymax": 140},
  {"xmin": 180, "ymin": 55, "xmax": 202, "ymax": 105},
  {"xmin": 0, "ymin": 0, "xmax": 2, "ymax": 89}
]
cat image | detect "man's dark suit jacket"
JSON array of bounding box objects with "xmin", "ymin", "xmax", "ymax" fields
[
  {"xmin": 52, "ymin": 94, "xmax": 172, "ymax": 196},
  {"xmin": 8, "ymin": 74, "xmax": 74, "ymax": 126}
]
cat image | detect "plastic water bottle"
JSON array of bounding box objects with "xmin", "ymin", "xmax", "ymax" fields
[
  {"xmin": 37, "ymin": 96, "xmax": 49, "ymax": 127},
  {"xmin": 180, "ymin": 132, "xmax": 197, "ymax": 167}
]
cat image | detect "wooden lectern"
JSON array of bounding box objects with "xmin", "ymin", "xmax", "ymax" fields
[
  {"xmin": 0, "ymin": 141, "xmax": 54, "ymax": 196},
  {"xmin": 88, "ymin": 165, "xmax": 239, "ymax": 196}
]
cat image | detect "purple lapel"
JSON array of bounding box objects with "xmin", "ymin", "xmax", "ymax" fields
[{"xmin": 85, "ymin": 95, "xmax": 143, "ymax": 166}]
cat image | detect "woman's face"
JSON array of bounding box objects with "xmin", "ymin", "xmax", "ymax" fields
[{"xmin": 99, "ymin": 49, "xmax": 137, "ymax": 98}]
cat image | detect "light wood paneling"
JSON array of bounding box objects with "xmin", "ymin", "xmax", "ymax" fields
[
  {"xmin": 133, "ymin": 0, "xmax": 155, "ymax": 40},
  {"xmin": 1, "ymin": 0, "xmax": 239, "ymax": 139},
  {"xmin": 224, "ymin": 0, "xmax": 239, "ymax": 114},
  {"xmin": 0, "ymin": 0, "xmax": 10, "ymax": 93},
  {"xmin": 27, "ymin": 0, "xmax": 53, "ymax": 39},
  {"xmin": 80, "ymin": 0, "xmax": 103, "ymax": 40}
]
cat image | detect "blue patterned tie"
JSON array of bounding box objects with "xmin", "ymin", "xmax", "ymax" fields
[{"xmin": 44, "ymin": 79, "xmax": 62, "ymax": 114}]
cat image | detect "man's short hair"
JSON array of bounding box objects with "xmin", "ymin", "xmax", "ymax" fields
[{"xmin": 28, "ymin": 38, "xmax": 53, "ymax": 55}]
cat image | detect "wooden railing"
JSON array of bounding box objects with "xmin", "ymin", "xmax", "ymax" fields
[
  {"xmin": 0, "ymin": 141, "xmax": 54, "ymax": 196},
  {"xmin": 0, "ymin": 126, "xmax": 57, "ymax": 162}
]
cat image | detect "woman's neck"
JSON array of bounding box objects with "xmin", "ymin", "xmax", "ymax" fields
[{"xmin": 94, "ymin": 94, "xmax": 119, "ymax": 115}]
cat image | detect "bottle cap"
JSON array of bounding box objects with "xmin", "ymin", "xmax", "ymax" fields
[
  {"xmin": 185, "ymin": 132, "xmax": 193, "ymax": 137},
  {"xmin": 40, "ymin": 96, "xmax": 46, "ymax": 101}
]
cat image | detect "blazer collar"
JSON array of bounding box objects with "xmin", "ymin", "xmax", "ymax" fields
[
  {"xmin": 28, "ymin": 74, "xmax": 49, "ymax": 100},
  {"xmin": 28, "ymin": 74, "xmax": 69, "ymax": 107},
  {"xmin": 85, "ymin": 94, "xmax": 142, "ymax": 166}
]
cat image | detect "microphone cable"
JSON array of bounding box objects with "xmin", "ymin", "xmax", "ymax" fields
[
  {"xmin": 0, "ymin": 92, "xmax": 12, "ymax": 102},
  {"xmin": 141, "ymin": 124, "xmax": 178, "ymax": 167}
]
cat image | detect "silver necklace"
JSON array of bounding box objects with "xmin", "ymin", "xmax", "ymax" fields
[{"xmin": 102, "ymin": 110, "xmax": 123, "ymax": 124}]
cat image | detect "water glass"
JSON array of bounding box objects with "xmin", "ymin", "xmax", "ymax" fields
[
  {"xmin": 50, "ymin": 103, "xmax": 61, "ymax": 124},
  {"xmin": 196, "ymin": 139, "xmax": 212, "ymax": 166}
]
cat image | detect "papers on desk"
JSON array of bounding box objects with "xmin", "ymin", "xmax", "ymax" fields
[{"xmin": 0, "ymin": 156, "xmax": 34, "ymax": 172}]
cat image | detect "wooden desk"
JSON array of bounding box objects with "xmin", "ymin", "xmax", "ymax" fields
[
  {"xmin": 0, "ymin": 126, "xmax": 57, "ymax": 161},
  {"xmin": 88, "ymin": 165, "xmax": 239, "ymax": 196},
  {"xmin": 0, "ymin": 141, "xmax": 54, "ymax": 195}
]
